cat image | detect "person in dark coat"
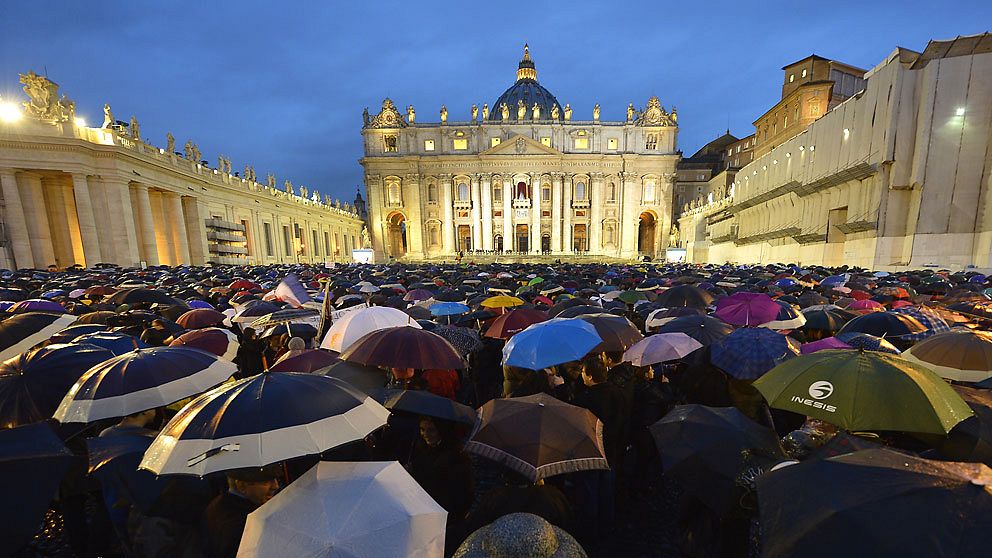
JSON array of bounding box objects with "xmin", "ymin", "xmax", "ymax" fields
[
  {"xmin": 200, "ymin": 468, "xmax": 280, "ymax": 558},
  {"xmin": 573, "ymin": 358, "xmax": 627, "ymax": 470},
  {"xmin": 234, "ymin": 327, "xmax": 265, "ymax": 378},
  {"xmin": 462, "ymin": 470, "xmax": 574, "ymax": 540}
]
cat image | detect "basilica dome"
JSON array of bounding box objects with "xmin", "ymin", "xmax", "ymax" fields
[{"xmin": 488, "ymin": 45, "xmax": 563, "ymax": 122}]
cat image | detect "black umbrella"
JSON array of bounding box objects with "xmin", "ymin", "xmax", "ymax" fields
[
  {"xmin": 0, "ymin": 312, "xmax": 78, "ymax": 361},
  {"xmin": 377, "ymin": 388, "xmax": 476, "ymax": 425},
  {"xmin": 259, "ymin": 322, "xmax": 318, "ymax": 340},
  {"xmin": 801, "ymin": 307, "xmax": 857, "ymax": 332},
  {"xmin": 837, "ymin": 311, "xmax": 927, "ymax": 337},
  {"xmin": 48, "ymin": 323, "xmax": 110, "ymax": 344},
  {"xmin": 649, "ymin": 404, "xmax": 784, "ymax": 513},
  {"xmin": 249, "ymin": 308, "xmax": 319, "ymax": 330},
  {"xmin": 0, "ymin": 422, "xmax": 79, "ymax": 554},
  {"xmin": 547, "ymin": 297, "xmax": 594, "ymax": 317},
  {"xmin": 656, "ymin": 315, "xmax": 733, "ymax": 346},
  {"xmin": 655, "ymin": 285, "xmax": 715, "ymax": 309},
  {"xmin": 0, "ymin": 343, "xmax": 115, "ymax": 428},
  {"xmin": 556, "ymin": 305, "xmax": 607, "ymax": 319},
  {"xmin": 578, "ymin": 313, "xmax": 644, "ymax": 353},
  {"xmin": 757, "ymin": 448, "xmax": 992, "ymax": 558},
  {"xmin": 106, "ymin": 288, "xmax": 186, "ymax": 306},
  {"xmin": 431, "ymin": 325, "xmax": 484, "ymax": 356}
]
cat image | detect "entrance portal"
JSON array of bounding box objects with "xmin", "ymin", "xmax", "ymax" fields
[
  {"xmin": 494, "ymin": 234, "xmax": 503, "ymax": 252},
  {"xmin": 387, "ymin": 212, "xmax": 407, "ymax": 257},
  {"xmin": 457, "ymin": 225, "xmax": 472, "ymax": 251},
  {"xmin": 541, "ymin": 234, "xmax": 551, "ymax": 254},
  {"xmin": 637, "ymin": 212, "xmax": 656, "ymax": 254},
  {"xmin": 515, "ymin": 224, "xmax": 529, "ymax": 253}
]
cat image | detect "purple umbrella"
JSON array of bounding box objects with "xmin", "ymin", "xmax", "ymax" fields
[
  {"xmin": 9, "ymin": 299, "xmax": 66, "ymax": 314},
  {"xmin": 800, "ymin": 337, "xmax": 853, "ymax": 355},
  {"xmin": 714, "ymin": 292, "xmax": 779, "ymax": 326}
]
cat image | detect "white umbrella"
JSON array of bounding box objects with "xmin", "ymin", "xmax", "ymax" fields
[
  {"xmin": 237, "ymin": 461, "xmax": 447, "ymax": 558},
  {"xmin": 321, "ymin": 306, "xmax": 421, "ymax": 353},
  {"xmin": 623, "ymin": 332, "xmax": 703, "ymax": 366}
]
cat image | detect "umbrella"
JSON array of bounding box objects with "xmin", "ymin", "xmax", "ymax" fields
[
  {"xmin": 232, "ymin": 301, "xmax": 281, "ymax": 324},
  {"xmin": 72, "ymin": 332, "xmax": 149, "ymax": 356},
  {"xmin": 228, "ymin": 279, "xmax": 260, "ymax": 291},
  {"xmin": 316, "ymin": 360, "xmax": 387, "ymax": 395},
  {"xmin": 429, "ymin": 301, "xmax": 470, "ymax": 317},
  {"xmin": 649, "ymin": 404, "xmax": 785, "ymax": 513},
  {"xmin": 54, "ymin": 346, "xmax": 237, "ymax": 424},
  {"xmin": 761, "ymin": 300, "xmax": 807, "ymax": 330},
  {"xmin": 479, "ymin": 295, "xmax": 526, "ymax": 309},
  {"xmin": 106, "ymin": 288, "xmax": 184, "ymax": 306},
  {"xmin": 378, "ymin": 388, "xmax": 476, "ymax": 425},
  {"xmin": 838, "ymin": 311, "xmax": 927, "ymax": 337},
  {"xmin": 259, "ymin": 322, "xmax": 318, "ymax": 340},
  {"xmin": 819, "ymin": 274, "xmax": 848, "ymax": 287},
  {"xmin": 0, "ymin": 422, "xmax": 79, "ymax": 553},
  {"xmin": 237, "ymin": 461, "xmax": 447, "ymax": 558},
  {"xmin": 753, "ymin": 349, "xmax": 974, "ymax": 435},
  {"xmin": 623, "ymin": 332, "xmax": 703, "ymax": 366},
  {"xmin": 578, "ymin": 313, "xmax": 644, "ymax": 353},
  {"xmin": 889, "ymin": 306, "xmax": 951, "ymax": 341},
  {"xmin": 710, "ymin": 328, "xmax": 800, "ymax": 380},
  {"xmin": 340, "ymin": 327, "xmax": 465, "ymax": 370},
  {"xmin": 465, "ymin": 393, "xmax": 609, "ymax": 481},
  {"xmin": 0, "ymin": 312, "xmax": 78, "ymax": 361},
  {"xmin": 169, "ymin": 327, "xmax": 240, "ymax": 361},
  {"xmin": 321, "ymin": 306, "xmax": 421, "ymax": 353},
  {"xmin": 9, "ymin": 299, "xmax": 67, "ymax": 314},
  {"xmin": 403, "ymin": 289, "xmax": 435, "ymax": 302},
  {"xmin": 140, "ymin": 372, "xmax": 390, "ymax": 476},
  {"xmin": 502, "ymin": 318, "xmax": 602, "ymax": 370},
  {"xmin": 714, "ymin": 292, "xmax": 780, "ymax": 326},
  {"xmin": 556, "ymin": 305, "xmax": 607, "ymax": 319},
  {"xmin": 801, "ymin": 307, "xmax": 856, "ymax": 332},
  {"xmin": 249, "ymin": 308, "xmax": 319, "ymax": 331},
  {"xmin": 654, "ymin": 285, "xmax": 715, "ymax": 309},
  {"xmin": 756, "ymin": 449, "xmax": 992, "ymax": 558},
  {"xmin": 800, "ymin": 337, "xmax": 852, "ymax": 354},
  {"xmin": 269, "ymin": 349, "xmax": 339, "ymax": 373},
  {"xmin": 0, "ymin": 343, "xmax": 115, "ymax": 427},
  {"xmin": 484, "ymin": 308, "xmax": 549, "ymax": 339},
  {"xmin": 656, "ymin": 315, "xmax": 733, "ymax": 346},
  {"xmin": 431, "ymin": 325, "xmax": 483, "ymax": 356},
  {"xmin": 903, "ymin": 329, "xmax": 992, "ymax": 382},
  {"xmin": 76, "ymin": 310, "xmax": 117, "ymax": 325},
  {"xmin": 48, "ymin": 323, "xmax": 109, "ymax": 344},
  {"xmin": 644, "ymin": 307, "xmax": 705, "ymax": 330},
  {"xmin": 833, "ymin": 332, "xmax": 901, "ymax": 354},
  {"xmin": 846, "ymin": 299, "xmax": 885, "ymax": 313},
  {"xmin": 617, "ymin": 290, "xmax": 648, "ymax": 305},
  {"xmin": 175, "ymin": 308, "xmax": 226, "ymax": 329}
]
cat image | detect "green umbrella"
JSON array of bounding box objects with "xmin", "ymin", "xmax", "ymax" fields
[
  {"xmin": 753, "ymin": 349, "xmax": 973, "ymax": 435},
  {"xmin": 618, "ymin": 290, "xmax": 647, "ymax": 305},
  {"xmin": 527, "ymin": 277, "xmax": 545, "ymax": 286}
]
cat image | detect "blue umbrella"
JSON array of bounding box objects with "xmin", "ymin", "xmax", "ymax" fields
[
  {"xmin": 187, "ymin": 299, "xmax": 215, "ymax": 310},
  {"xmin": 821, "ymin": 274, "xmax": 849, "ymax": 287},
  {"xmin": 430, "ymin": 302, "xmax": 470, "ymax": 317},
  {"xmin": 41, "ymin": 289, "xmax": 67, "ymax": 299},
  {"xmin": 49, "ymin": 323, "xmax": 110, "ymax": 344},
  {"xmin": 834, "ymin": 332, "xmax": 901, "ymax": 354},
  {"xmin": 710, "ymin": 328, "xmax": 800, "ymax": 380},
  {"xmin": 890, "ymin": 307, "xmax": 951, "ymax": 341},
  {"xmin": 72, "ymin": 332, "xmax": 149, "ymax": 356},
  {"xmin": 502, "ymin": 318, "xmax": 602, "ymax": 370}
]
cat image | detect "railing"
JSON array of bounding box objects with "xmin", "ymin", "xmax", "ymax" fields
[
  {"xmin": 204, "ymin": 219, "xmax": 246, "ymax": 232},
  {"xmin": 208, "ymin": 243, "xmax": 248, "ymax": 255},
  {"xmin": 207, "ymin": 230, "xmax": 246, "ymax": 242}
]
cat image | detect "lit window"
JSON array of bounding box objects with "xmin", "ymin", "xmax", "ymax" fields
[
  {"xmin": 427, "ymin": 183, "xmax": 438, "ymax": 203},
  {"xmin": 607, "ymin": 183, "xmax": 616, "ymax": 201},
  {"xmin": 453, "ymin": 139, "xmax": 468, "ymax": 150},
  {"xmin": 575, "ymin": 182, "xmax": 586, "ymax": 200},
  {"xmin": 643, "ymin": 182, "xmax": 655, "ymax": 203},
  {"xmin": 384, "ymin": 135, "xmax": 397, "ymax": 153},
  {"xmin": 542, "ymin": 186, "xmax": 551, "ymax": 201},
  {"xmin": 490, "ymin": 137, "xmax": 501, "ymax": 147},
  {"xmin": 574, "ymin": 137, "xmax": 589, "ymax": 149},
  {"xmin": 789, "ymin": 74, "xmax": 795, "ymax": 83},
  {"xmin": 784, "ymin": 115, "xmax": 788, "ymax": 127},
  {"xmin": 736, "ymin": 145, "xmax": 741, "ymax": 153},
  {"xmin": 697, "ymin": 174, "xmax": 705, "ymax": 181},
  {"xmin": 424, "ymin": 139, "xmax": 435, "ymax": 151},
  {"xmin": 802, "ymin": 68, "xmax": 808, "ymax": 78},
  {"xmin": 493, "ymin": 185, "xmax": 502, "ymax": 200},
  {"xmin": 608, "ymin": 137, "xmax": 618, "ymax": 149},
  {"xmin": 457, "ymin": 183, "xmax": 469, "ymax": 201},
  {"xmin": 540, "ymin": 137, "xmax": 551, "ymax": 147}
]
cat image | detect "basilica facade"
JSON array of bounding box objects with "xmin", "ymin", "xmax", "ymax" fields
[{"xmin": 360, "ymin": 46, "xmax": 680, "ymax": 261}]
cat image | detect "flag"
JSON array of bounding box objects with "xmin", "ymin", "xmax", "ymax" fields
[{"xmin": 274, "ymin": 274, "xmax": 311, "ymax": 308}]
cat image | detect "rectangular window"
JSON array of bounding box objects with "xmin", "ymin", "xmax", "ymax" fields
[
  {"xmin": 424, "ymin": 139, "xmax": 435, "ymax": 151},
  {"xmin": 453, "ymin": 139, "xmax": 468, "ymax": 150},
  {"xmin": 324, "ymin": 231, "xmax": 330, "ymax": 256},
  {"xmin": 352, "ymin": 236, "xmax": 356, "ymax": 251},
  {"xmin": 608, "ymin": 137, "xmax": 618, "ymax": 149},
  {"xmin": 283, "ymin": 225, "xmax": 291, "ymax": 255},
  {"xmin": 312, "ymin": 230, "xmax": 320, "ymax": 256},
  {"xmin": 574, "ymin": 138, "xmax": 589, "ymax": 149},
  {"xmin": 542, "ymin": 210, "xmax": 550, "ymax": 217},
  {"xmin": 490, "ymin": 137, "xmax": 501, "ymax": 147},
  {"xmin": 263, "ymin": 222, "xmax": 273, "ymax": 256},
  {"xmin": 241, "ymin": 219, "xmax": 251, "ymax": 256},
  {"xmin": 335, "ymin": 233, "xmax": 340, "ymax": 254},
  {"xmin": 540, "ymin": 137, "xmax": 551, "ymax": 147},
  {"xmin": 494, "ymin": 210, "xmax": 502, "ymax": 217}
]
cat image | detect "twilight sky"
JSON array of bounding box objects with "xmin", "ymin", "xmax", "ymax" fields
[{"xmin": 1, "ymin": 1, "xmax": 989, "ymax": 202}]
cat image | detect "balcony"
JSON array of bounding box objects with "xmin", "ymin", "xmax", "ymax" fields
[
  {"xmin": 204, "ymin": 219, "xmax": 245, "ymax": 232},
  {"xmin": 208, "ymin": 243, "xmax": 248, "ymax": 255},
  {"xmin": 207, "ymin": 230, "xmax": 246, "ymax": 242}
]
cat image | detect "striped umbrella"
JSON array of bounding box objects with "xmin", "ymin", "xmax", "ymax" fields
[
  {"xmin": 903, "ymin": 330, "xmax": 992, "ymax": 382},
  {"xmin": 0, "ymin": 313, "xmax": 78, "ymax": 361},
  {"xmin": 170, "ymin": 328, "xmax": 240, "ymax": 361},
  {"xmin": 890, "ymin": 306, "xmax": 951, "ymax": 341},
  {"xmin": 139, "ymin": 372, "xmax": 389, "ymax": 476},
  {"xmin": 761, "ymin": 300, "xmax": 807, "ymax": 330},
  {"xmin": 54, "ymin": 346, "xmax": 236, "ymax": 424},
  {"xmin": 340, "ymin": 326, "xmax": 464, "ymax": 370}
]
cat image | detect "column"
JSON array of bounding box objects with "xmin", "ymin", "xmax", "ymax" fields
[
  {"xmin": 529, "ymin": 173, "xmax": 540, "ymax": 253},
  {"xmin": 502, "ymin": 177, "xmax": 512, "ymax": 251},
  {"xmin": 87, "ymin": 176, "xmax": 116, "ymax": 261},
  {"xmin": 440, "ymin": 175, "xmax": 455, "ymax": 256},
  {"xmin": 131, "ymin": 182, "xmax": 159, "ymax": 266},
  {"xmin": 563, "ymin": 174, "xmax": 573, "ymax": 253},
  {"xmin": 166, "ymin": 193, "xmax": 191, "ymax": 265},
  {"xmin": 470, "ymin": 175, "xmax": 482, "ymax": 250},
  {"xmin": 481, "ymin": 174, "xmax": 493, "ymax": 251},
  {"xmin": 101, "ymin": 177, "xmax": 140, "ymax": 266},
  {"xmin": 1, "ymin": 171, "xmax": 35, "ymax": 269},
  {"xmin": 620, "ymin": 172, "xmax": 640, "ymax": 257},
  {"xmin": 551, "ymin": 173, "xmax": 563, "ymax": 253},
  {"xmin": 70, "ymin": 173, "xmax": 101, "ymax": 267},
  {"xmin": 182, "ymin": 196, "xmax": 209, "ymax": 265},
  {"xmin": 61, "ymin": 179, "xmax": 86, "ymax": 266},
  {"xmin": 17, "ymin": 172, "xmax": 56, "ymax": 268},
  {"xmin": 402, "ymin": 174, "xmax": 424, "ymax": 258},
  {"xmin": 41, "ymin": 175, "xmax": 76, "ymax": 268},
  {"xmin": 148, "ymin": 190, "xmax": 173, "ymax": 265},
  {"xmin": 589, "ymin": 173, "xmax": 604, "ymax": 255}
]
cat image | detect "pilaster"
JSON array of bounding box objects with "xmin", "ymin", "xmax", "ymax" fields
[
  {"xmin": 1, "ymin": 170, "xmax": 35, "ymax": 269},
  {"xmin": 481, "ymin": 173, "xmax": 493, "ymax": 251},
  {"xmin": 551, "ymin": 172, "xmax": 563, "ymax": 253},
  {"xmin": 70, "ymin": 173, "xmax": 101, "ymax": 267}
]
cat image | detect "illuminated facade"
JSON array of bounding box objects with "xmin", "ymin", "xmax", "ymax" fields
[
  {"xmin": 0, "ymin": 72, "xmax": 364, "ymax": 270},
  {"xmin": 360, "ymin": 46, "xmax": 680, "ymax": 261}
]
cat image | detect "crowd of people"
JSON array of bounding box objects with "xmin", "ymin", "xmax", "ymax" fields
[{"xmin": 2, "ymin": 261, "xmax": 992, "ymax": 557}]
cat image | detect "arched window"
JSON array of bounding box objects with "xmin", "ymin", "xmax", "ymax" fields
[
  {"xmin": 607, "ymin": 183, "xmax": 616, "ymax": 202},
  {"xmin": 574, "ymin": 182, "xmax": 586, "ymax": 200},
  {"xmin": 427, "ymin": 183, "xmax": 438, "ymax": 203},
  {"xmin": 386, "ymin": 180, "xmax": 401, "ymax": 206},
  {"xmin": 645, "ymin": 134, "xmax": 658, "ymax": 150},
  {"xmin": 457, "ymin": 182, "xmax": 469, "ymax": 201},
  {"xmin": 515, "ymin": 181, "xmax": 528, "ymax": 199},
  {"xmin": 542, "ymin": 184, "xmax": 551, "ymax": 202},
  {"xmin": 493, "ymin": 185, "xmax": 502, "ymax": 202},
  {"xmin": 643, "ymin": 181, "xmax": 656, "ymax": 203}
]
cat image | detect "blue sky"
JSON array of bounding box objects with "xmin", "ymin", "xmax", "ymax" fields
[{"xmin": 2, "ymin": 1, "xmax": 989, "ymax": 202}]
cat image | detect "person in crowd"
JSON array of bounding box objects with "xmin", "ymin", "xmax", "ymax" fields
[
  {"xmin": 200, "ymin": 467, "xmax": 281, "ymax": 558},
  {"xmin": 140, "ymin": 319, "xmax": 174, "ymax": 346},
  {"xmin": 234, "ymin": 327, "xmax": 265, "ymax": 377}
]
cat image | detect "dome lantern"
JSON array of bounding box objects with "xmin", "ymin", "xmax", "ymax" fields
[{"xmin": 516, "ymin": 43, "xmax": 537, "ymax": 82}]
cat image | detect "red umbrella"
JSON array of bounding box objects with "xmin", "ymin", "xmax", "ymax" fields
[
  {"xmin": 484, "ymin": 308, "xmax": 549, "ymax": 339},
  {"xmin": 270, "ymin": 349, "xmax": 340, "ymax": 373},
  {"xmin": 849, "ymin": 290, "xmax": 872, "ymax": 301},
  {"xmin": 84, "ymin": 286, "xmax": 116, "ymax": 297},
  {"xmin": 176, "ymin": 308, "xmax": 226, "ymax": 329},
  {"xmin": 228, "ymin": 279, "xmax": 261, "ymax": 291},
  {"xmin": 340, "ymin": 326, "xmax": 465, "ymax": 369},
  {"xmin": 169, "ymin": 327, "xmax": 239, "ymax": 360}
]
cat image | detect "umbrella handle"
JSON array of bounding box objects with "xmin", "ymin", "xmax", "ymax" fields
[{"xmin": 186, "ymin": 443, "xmax": 240, "ymax": 467}]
